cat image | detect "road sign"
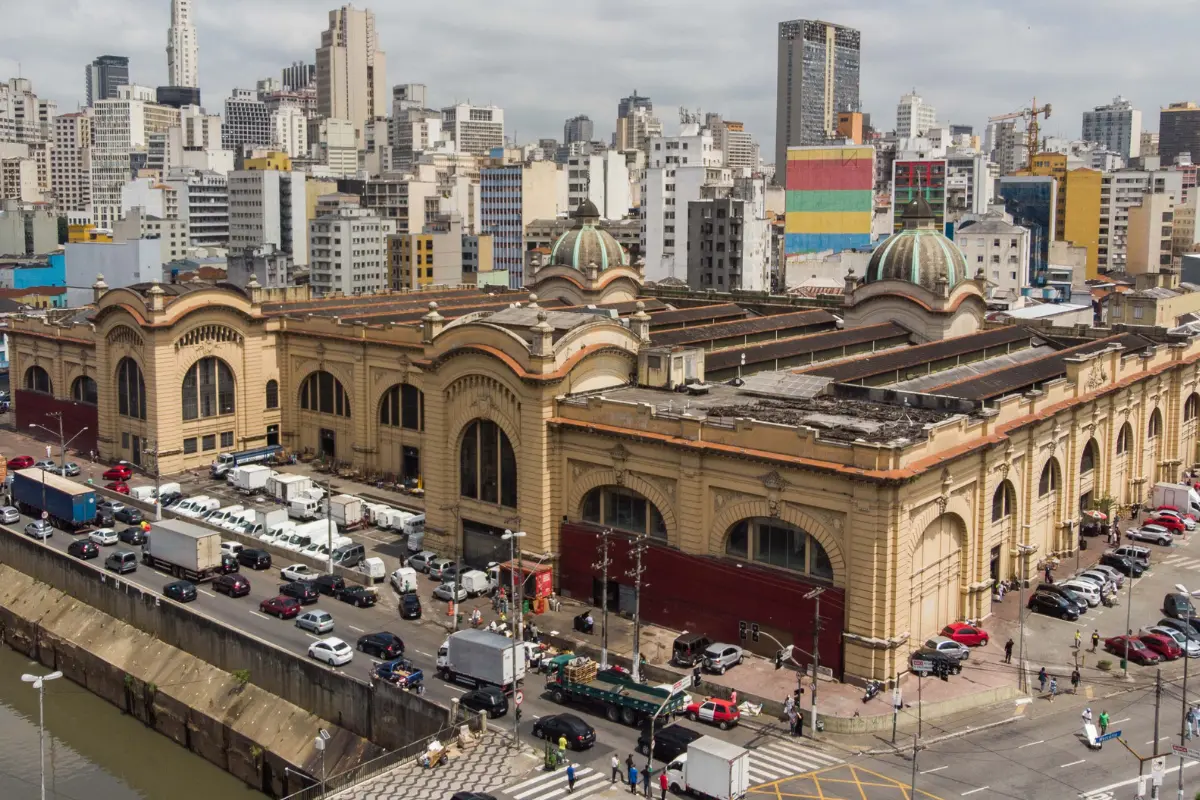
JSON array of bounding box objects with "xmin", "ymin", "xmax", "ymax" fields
[
  {"xmin": 514, "ymin": 690, "xmax": 523, "ymax": 705},
  {"xmin": 40, "ymin": 511, "xmax": 47, "ymax": 520},
  {"xmin": 1173, "ymin": 744, "xmax": 1200, "ymax": 760},
  {"xmin": 1096, "ymin": 730, "xmax": 1122, "ymax": 742},
  {"xmin": 669, "ymin": 677, "xmax": 689, "ymax": 696},
  {"xmin": 1151, "ymin": 756, "xmax": 1166, "ymax": 785},
  {"xmin": 911, "ymin": 659, "xmax": 932, "ymax": 672}
]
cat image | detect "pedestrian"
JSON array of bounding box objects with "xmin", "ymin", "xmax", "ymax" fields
[
  {"xmin": 642, "ymin": 766, "xmax": 651, "ymax": 797},
  {"xmin": 612, "ymin": 754, "xmax": 620, "ymax": 783},
  {"xmin": 1074, "ymin": 629, "xmax": 1082, "ymax": 649},
  {"xmin": 559, "ymin": 734, "xmax": 568, "ymax": 757},
  {"xmin": 1045, "ymin": 565, "xmax": 1053, "ymax": 584},
  {"xmin": 629, "ymin": 765, "xmax": 638, "ymax": 795},
  {"xmin": 788, "ymin": 708, "xmax": 798, "ymax": 736},
  {"xmin": 1049, "ymin": 676, "xmax": 1057, "ymax": 702},
  {"xmin": 1038, "ymin": 667, "xmax": 1048, "ymax": 693},
  {"xmin": 1187, "ymin": 708, "xmax": 1194, "ymax": 741},
  {"xmin": 1193, "ymin": 706, "xmax": 1200, "ymax": 737},
  {"xmin": 567, "ymin": 763, "xmax": 577, "ymax": 793},
  {"xmin": 1099, "ymin": 710, "xmax": 1110, "ymax": 736},
  {"xmin": 783, "ymin": 693, "xmax": 794, "ymax": 719},
  {"xmin": 1004, "ymin": 638, "xmax": 1014, "ymax": 663},
  {"xmin": 626, "ymin": 754, "xmax": 634, "ymax": 773},
  {"xmin": 1082, "ymin": 707, "xmax": 1093, "ymax": 726},
  {"xmin": 1091, "ymin": 630, "xmax": 1100, "ymax": 652},
  {"xmin": 659, "ymin": 770, "xmax": 668, "ymax": 800},
  {"xmin": 1070, "ymin": 668, "xmax": 1081, "ymax": 694}
]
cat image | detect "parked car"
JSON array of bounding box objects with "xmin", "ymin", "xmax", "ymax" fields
[
  {"xmin": 1140, "ymin": 632, "xmax": 1183, "ymax": 661},
  {"xmin": 356, "ymin": 632, "xmax": 404, "ymax": 659},
  {"xmin": 407, "ymin": 551, "xmax": 438, "ymax": 573},
  {"xmin": 103, "ymin": 465, "xmax": 132, "ymax": 481},
  {"xmin": 259, "ymin": 595, "xmax": 301, "ymax": 619},
  {"xmin": 636, "ymin": 721, "xmax": 698, "ymax": 761},
  {"xmin": 1058, "ymin": 580, "xmax": 1102, "ymax": 607},
  {"xmin": 1110, "ymin": 545, "xmax": 1152, "ymax": 568},
  {"xmin": 94, "ymin": 508, "xmax": 115, "ymax": 527},
  {"xmin": 922, "ymin": 635, "xmax": 970, "ymax": 661},
  {"xmin": 104, "ymin": 549, "xmax": 138, "ymax": 574},
  {"xmin": 427, "ymin": 558, "xmax": 455, "ymax": 580},
  {"xmin": 308, "ymin": 637, "xmax": 353, "ymax": 666},
  {"xmin": 1146, "ymin": 515, "xmax": 1185, "ymax": 534},
  {"xmin": 163, "ymin": 580, "xmax": 198, "ymax": 603},
  {"xmin": 338, "ymin": 585, "xmax": 377, "ymax": 608},
  {"xmin": 1036, "ymin": 583, "xmax": 1089, "ymax": 614},
  {"xmin": 67, "ymin": 539, "xmax": 99, "ymax": 560},
  {"xmin": 1101, "ymin": 552, "xmax": 1146, "ymax": 577},
  {"xmin": 1028, "ymin": 591, "xmax": 1080, "ymax": 621},
  {"xmin": 702, "ymin": 643, "xmax": 744, "ymax": 674},
  {"xmin": 1105, "ymin": 635, "xmax": 1161, "ymax": 665},
  {"xmin": 1158, "ymin": 616, "xmax": 1200, "ymax": 638},
  {"xmin": 114, "ymin": 506, "xmax": 142, "ymax": 524},
  {"xmin": 312, "ymin": 574, "xmax": 346, "ymax": 597},
  {"xmin": 433, "ymin": 582, "xmax": 467, "ymax": 602},
  {"xmin": 672, "ymin": 633, "xmax": 714, "ymax": 667},
  {"xmin": 238, "ymin": 549, "xmax": 272, "ymax": 570},
  {"xmin": 940, "ymin": 623, "xmax": 989, "ymax": 647},
  {"xmin": 0, "ymin": 506, "xmax": 18, "ymax": 524},
  {"xmin": 278, "ymin": 581, "xmax": 319, "ymax": 605},
  {"xmin": 1077, "ymin": 569, "xmax": 1119, "ymax": 595},
  {"xmin": 909, "ymin": 648, "xmax": 963, "ymax": 676},
  {"xmin": 105, "ymin": 482, "xmax": 131, "ymax": 495},
  {"xmin": 97, "ymin": 499, "xmax": 125, "ymax": 514},
  {"xmin": 89, "ymin": 527, "xmax": 119, "ymax": 546},
  {"xmin": 7, "ymin": 455, "xmax": 34, "ymax": 470},
  {"xmin": 1089, "ymin": 564, "xmax": 1126, "ymax": 588},
  {"xmin": 281, "ymin": 563, "xmax": 317, "ymax": 582},
  {"xmin": 1155, "ymin": 509, "xmax": 1197, "ymax": 530},
  {"xmin": 220, "ymin": 541, "xmax": 243, "ymax": 558},
  {"xmin": 57, "ymin": 462, "xmax": 81, "ymax": 477},
  {"xmin": 24, "ymin": 520, "xmax": 53, "ymax": 540},
  {"xmin": 533, "ymin": 714, "xmax": 596, "ymax": 751},
  {"xmin": 1146, "ymin": 626, "xmax": 1200, "ymax": 658},
  {"xmin": 296, "ymin": 610, "xmax": 336, "ymax": 634},
  {"xmin": 460, "ymin": 686, "xmax": 508, "ymax": 718},
  {"xmin": 213, "ymin": 573, "xmax": 251, "ymax": 597},
  {"xmin": 33, "ymin": 459, "xmax": 56, "ymax": 471},
  {"xmin": 118, "ymin": 526, "xmax": 147, "ymax": 546},
  {"xmin": 1128, "ymin": 525, "xmax": 1174, "ymax": 546},
  {"xmin": 399, "ymin": 592, "xmax": 422, "ymax": 620},
  {"xmin": 1165, "ymin": 593, "xmax": 1196, "ymax": 620},
  {"xmin": 684, "ymin": 697, "xmax": 740, "ymax": 730}
]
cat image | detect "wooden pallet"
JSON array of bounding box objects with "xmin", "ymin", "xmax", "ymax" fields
[{"xmin": 564, "ymin": 658, "xmax": 598, "ymax": 683}]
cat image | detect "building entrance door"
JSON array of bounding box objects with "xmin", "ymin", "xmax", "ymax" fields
[
  {"xmin": 319, "ymin": 428, "xmax": 336, "ymax": 459},
  {"xmin": 131, "ymin": 435, "xmax": 141, "ymax": 466},
  {"xmin": 266, "ymin": 425, "xmax": 279, "ymax": 447}
]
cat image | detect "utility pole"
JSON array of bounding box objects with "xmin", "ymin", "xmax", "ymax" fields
[
  {"xmin": 1016, "ymin": 538, "xmax": 1036, "ymax": 692},
  {"xmin": 21, "ymin": 669, "xmax": 62, "ymax": 800},
  {"xmin": 592, "ymin": 528, "xmax": 612, "ymax": 670},
  {"xmin": 503, "ymin": 529, "xmax": 526, "ymax": 746},
  {"xmin": 805, "ymin": 586, "xmax": 825, "ymax": 736},
  {"xmin": 910, "ymin": 733, "xmax": 919, "ymax": 797},
  {"xmin": 626, "ymin": 535, "xmax": 647, "ymax": 682},
  {"xmin": 1152, "ymin": 668, "xmax": 1162, "ymax": 800},
  {"xmin": 1178, "ymin": 586, "xmax": 1196, "ymax": 800},
  {"xmin": 143, "ymin": 441, "xmax": 162, "ymax": 520}
]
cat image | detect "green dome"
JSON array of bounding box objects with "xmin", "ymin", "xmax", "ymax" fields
[
  {"xmin": 864, "ymin": 197, "xmax": 970, "ymax": 292},
  {"xmin": 550, "ymin": 199, "xmax": 629, "ymax": 272}
]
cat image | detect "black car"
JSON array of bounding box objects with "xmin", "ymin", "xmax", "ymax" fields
[
  {"xmin": 213, "ymin": 573, "xmax": 251, "ymax": 597},
  {"xmin": 217, "ymin": 553, "xmax": 240, "ymax": 574},
  {"xmin": 114, "ymin": 507, "xmax": 143, "ymax": 525},
  {"xmin": 1100, "ymin": 553, "xmax": 1146, "ymax": 577},
  {"xmin": 637, "ymin": 722, "xmax": 699, "ymax": 762},
  {"xmin": 339, "ymin": 585, "xmax": 377, "ymax": 608},
  {"xmin": 1029, "ymin": 590, "xmax": 1080, "ymax": 620},
  {"xmin": 67, "ymin": 539, "xmax": 99, "ymax": 560},
  {"xmin": 533, "ymin": 713, "xmax": 595, "ymax": 751},
  {"xmin": 279, "ymin": 581, "xmax": 319, "ymax": 605},
  {"xmin": 356, "ymin": 632, "xmax": 405, "ymax": 659},
  {"xmin": 460, "ymin": 686, "xmax": 508, "ymax": 718},
  {"xmin": 95, "ymin": 508, "xmax": 115, "ymax": 527},
  {"xmin": 1035, "ymin": 583, "xmax": 1088, "ymax": 615},
  {"xmin": 312, "ymin": 574, "xmax": 346, "ymax": 597},
  {"xmin": 238, "ymin": 548, "xmax": 272, "ymax": 570},
  {"xmin": 118, "ymin": 526, "xmax": 147, "ymax": 546},
  {"xmin": 399, "ymin": 592, "xmax": 422, "ymax": 619},
  {"xmin": 909, "ymin": 648, "xmax": 963, "ymax": 676},
  {"xmin": 1159, "ymin": 616, "xmax": 1200, "ymax": 637},
  {"xmin": 163, "ymin": 580, "xmax": 198, "ymax": 603}
]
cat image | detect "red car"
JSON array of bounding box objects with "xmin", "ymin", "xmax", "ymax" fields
[
  {"xmin": 684, "ymin": 697, "xmax": 741, "ymax": 730},
  {"xmin": 103, "ymin": 465, "xmax": 132, "ymax": 481},
  {"xmin": 6, "ymin": 455, "xmax": 34, "ymax": 470},
  {"xmin": 940, "ymin": 623, "xmax": 990, "ymax": 647},
  {"xmin": 1139, "ymin": 633, "xmax": 1183, "ymax": 661},
  {"xmin": 1105, "ymin": 635, "xmax": 1162, "ymax": 665},
  {"xmin": 105, "ymin": 481, "xmax": 130, "ymax": 494},
  {"xmin": 1147, "ymin": 515, "xmax": 1185, "ymax": 534},
  {"xmin": 259, "ymin": 595, "xmax": 301, "ymax": 619}
]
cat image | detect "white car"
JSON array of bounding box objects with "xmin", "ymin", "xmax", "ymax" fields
[
  {"xmin": 0, "ymin": 506, "xmax": 19, "ymax": 524},
  {"xmin": 1146, "ymin": 626, "xmax": 1200, "ymax": 658},
  {"xmin": 432, "ymin": 582, "xmax": 467, "ymax": 602},
  {"xmin": 281, "ymin": 563, "xmax": 317, "ymax": 582},
  {"xmin": 89, "ymin": 528, "xmax": 119, "ymax": 546},
  {"xmin": 308, "ymin": 636, "xmax": 353, "ymax": 666},
  {"xmin": 301, "ymin": 542, "xmax": 332, "ymax": 563},
  {"xmin": 1058, "ymin": 579, "xmax": 1101, "ymax": 606}
]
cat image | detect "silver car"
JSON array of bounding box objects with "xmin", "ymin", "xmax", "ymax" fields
[
  {"xmin": 57, "ymin": 462, "xmax": 81, "ymax": 477},
  {"xmin": 0, "ymin": 506, "xmax": 19, "ymax": 524},
  {"xmin": 24, "ymin": 520, "xmax": 53, "ymax": 539},
  {"xmin": 1127, "ymin": 525, "xmax": 1173, "ymax": 546},
  {"xmin": 433, "ymin": 582, "xmax": 467, "ymax": 602},
  {"xmin": 295, "ymin": 610, "xmax": 335, "ymax": 634},
  {"xmin": 703, "ymin": 642, "xmax": 744, "ymax": 674},
  {"xmin": 407, "ymin": 550, "xmax": 437, "ymax": 572},
  {"xmin": 923, "ymin": 635, "xmax": 970, "ymax": 661}
]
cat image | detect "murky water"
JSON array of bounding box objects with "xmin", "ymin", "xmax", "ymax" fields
[{"xmin": 0, "ymin": 643, "xmax": 263, "ymax": 799}]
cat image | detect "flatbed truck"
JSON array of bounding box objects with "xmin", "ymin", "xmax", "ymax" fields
[{"xmin": 544, "ymin": 654, "xmax": 684, "ymax": 726}]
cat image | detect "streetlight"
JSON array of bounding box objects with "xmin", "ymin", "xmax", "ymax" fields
[
  {"xmin": 1175, "ymin": 584, "xmax": 1199, "ymax": 800},
  {"xmin": 502, "ymin": 528, "xmax": 526, "ymax": 746},
  {"xmin": 21, "ymin": 669, "xmax": 62, "ymax": 800},
  {"xmin": 29, "ymin": 413, "xmax": 89, "ymax": 475},
  {"xmin": 313, "ymin": 728, "xmax": 329, "ymax": 797},
  {"xmin": 1015, "ymin": 538, "xmax": 1037, "ymax": 692}
]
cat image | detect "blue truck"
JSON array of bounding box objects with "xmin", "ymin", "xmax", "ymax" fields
[
  {"xmin": 12, "ymin": 468, "xmax": 97, "ymax": 531},
  {"xmin": 210, "ymin": 445, "xmax": 283, "ymax": 478},
  {"xmin": 373, "ymin": 658, "xmax": 425, "ymax": 691}
]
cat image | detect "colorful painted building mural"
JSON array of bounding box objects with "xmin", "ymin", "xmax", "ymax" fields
[
  {"xmin": 892, "ymin": 159, "xmax": 947, "ymax": 234},
  {"xmin": 784, "ymin": 145, "xmax": 874, "ymax": 255}
]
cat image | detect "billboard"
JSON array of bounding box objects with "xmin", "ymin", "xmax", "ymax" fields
[{"xmin": 785, "ymin": 145, "xmax": 874, "ymax": 256}]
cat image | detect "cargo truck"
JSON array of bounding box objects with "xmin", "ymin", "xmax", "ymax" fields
[
  {"xmin": 374, "ymin": 658, "xmax": 425, "ymax": 690},
  {"xmin": 544, "ymin": 653, "xmax": 684, "ymax": 726},
  {"xmin": 210, "ymin": 445, "xmax": 281, "ymax": 478},
  {"xmin": 142, "ymin": 518, "xmax": 222, "ymax": 582},
  {"xmin": 1151, "ymin": 482, "xmax": 1200, "ymax": 517},
  {"xmin": 228, "ymin": 464, "xmax": 272, "ymax": 494},
  {"xmin": 11, "ymin": 468, "xmax": 97, "ymax": 531},
  {"xmin": 665, "ymin": 737, "xmax": 751, "ymax": 800},
  {"xmin": 268, "ymin": 473, "xmax": 316, "ymax": 503},
  {"xmin": 325, "ymin": 494, "xmax": 365, "ymax": 531},
  {"xmin": 436, "ymin": 629, "xmax": 526, "ymax": 692}
]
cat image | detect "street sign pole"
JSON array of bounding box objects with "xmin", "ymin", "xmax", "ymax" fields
[{"xmin": 891, "ymin": 688, "xmax": 901, "ymax": 744}]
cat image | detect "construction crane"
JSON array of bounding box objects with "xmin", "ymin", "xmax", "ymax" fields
[{"xmin": 988, "ymin": 98, "xmax": 1053, "ymax": 170}]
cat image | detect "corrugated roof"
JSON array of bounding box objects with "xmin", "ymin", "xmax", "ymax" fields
[
  {"xmin": 705, "ymin": 322, "xmax": 908, "ymax": 371},
  {"xmin": 805, "ymin": 327, "xmax": 1033, "ymax": 382},
  {"xmin": 650, "ymin": 310, "xmax": 837, "ymax": 348},
  {"xmin": 647, "ymin": 303, "xmax": 748, "ymax": 328}
]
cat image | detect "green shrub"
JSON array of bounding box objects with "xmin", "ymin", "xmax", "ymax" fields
[{"xmin": 1097, "ymin": 659, "xmax": 1113, "ymax": 671}]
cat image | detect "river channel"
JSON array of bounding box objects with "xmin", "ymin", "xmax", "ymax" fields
[{"xmin": 0, "ymin": 643, "xmax": 264, "ymax": 799}]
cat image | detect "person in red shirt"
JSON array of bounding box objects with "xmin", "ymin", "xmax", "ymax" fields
[{"xmin": 658, "ymin": 770, "xmax": 667, "ymax": 800}]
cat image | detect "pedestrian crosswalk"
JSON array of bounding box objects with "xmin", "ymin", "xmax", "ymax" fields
[
  {"xmin": 1157, "ymin": 553, "xmax": 1200, "ymax": 571},
  {"xmin": 748, "ymin": 738, "xmax": 844, "ymax": 783},
  {"xmin": 502, "ymin": 766, "xmax": 610, "ymax": 800}
]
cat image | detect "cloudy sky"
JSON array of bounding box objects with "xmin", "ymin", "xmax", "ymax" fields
[{"xmin": 2, "ymin": 0, "xmax": 1195, "ymax": 157}]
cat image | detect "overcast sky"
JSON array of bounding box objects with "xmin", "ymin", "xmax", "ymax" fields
[{"xmin": 2, "ymin": 0, "xmax": 1196, "ymax": 158}]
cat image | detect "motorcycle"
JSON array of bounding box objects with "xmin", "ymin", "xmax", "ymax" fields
[{"xmin": 862, "ymin": 679, "xmax": 884, "ymax": 703}]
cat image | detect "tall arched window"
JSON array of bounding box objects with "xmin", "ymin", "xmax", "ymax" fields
[
  {"xmin": 991, "ymin": 480, "xmax": 1015, "ymax": 522},
  {"xmin": 182, "ymin": 357, "xmax": 235, "ymax": 420},
  {"xmin": 379, "ymin": 384, "xmax": 424, "ymax": 431},
  {"xmin": 1149, "ymin": 408, "xmax": 1163, "ymax": 439},
  {"xmin": 116, "ymin": 358, "xmax": 147, "ymax": 420},
  {"xmin": 1080, "ymin": 439, "xmax": 1098, "ymax": 474},
  {"xmin": 1038, "ymin": 459, "xmax": 1060, "ymax": 497},
  {"xmin": 23, "ymin": 365, "xmax": 51, "ymax": 394},
  {"xmin": 265, "ymin": 380, "xmax": 279, "ymax": 410},
  {"xmin": 71, "ymin": 375, "xmax": 98, "ymax": 405},
  {"xmin": 724, "ymin": 518, "xmax": 834, "ymax": 581},
  {"xmin": 459, "ymin": 419, "xmax": 516, "ymax": 507},
  {"xmin": 1116, "ymin": 423, "xmax": 1132, "ymax": 455},
  {"xmin": 1187, "ymin": 394, "xmax": 1199, "ymax": 422},
  {"xmin": 298, "ymin": 371, "xmax": 351, "ymax": 417},
  {"xmin": 581, "ymin": 486, "xmax": 667, "ymax": 540}
]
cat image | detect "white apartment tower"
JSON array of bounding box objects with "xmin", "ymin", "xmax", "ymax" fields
[
  {"xmin": 316, "ymin": 5, "xmax": 387, "ymax": 143},
  {"xmin": 896, "ymin": 91, "xmax": 937, "ymax": 139},
  {"xmin": 442, "ymin": 104, "xmax": 504, "ymax": 156},
  {"xmin": 566, "ymin": 151, "xmax": 632, "ymax": 220},
  {"xmin": 90, "ymin": 93, "xmax": 180, "ymax": 228},
  {"xmin": 1082, "ymin": 96, "xmax": 1142, "ymax": 162},
  {"xmin": 167, "ymin": 0, "xmax": 199, "ymax": 88},
  {"xmin": 271, "ymin": 107, "xmax": 308, "ymax": 158},
  {"xmin": 705, "ymin": 114, "xmax": 758, "ymax": 172},
  {"xmin": 227, "ymin": 168, "xmax": 308, "ymax": 265},
  {"xmin": 51, "ymin": 112, "xmax": 93, "ymax": 215},
  {"xmin": 163, "ymin": 167, "xmax": 228, "ymax": 247},
  {"xmin": 309, "ymin": 204, "xmax": 395, "ymax": 295}
]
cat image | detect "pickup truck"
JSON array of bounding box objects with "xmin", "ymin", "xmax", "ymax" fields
[{"xmin": 374, "ymin": 658, "xmax": 424, "ymax": 690}]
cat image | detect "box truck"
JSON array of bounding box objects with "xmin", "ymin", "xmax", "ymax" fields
[
  {"xmin": 436, "ymin": 629, "xmax": 526, "ymax": 692},
  {"xmin": 228, "ymin": 464, "xmax": 272, "ymax": 494},
  {"xmin": 326, "ymin": 494, "xmax": 365, "ymax": 531},
  {"xmin": 142, "ymin": 518, "xmax": 222, "ymax": 582},
  {"xmin": 11, "ymin": 468, "xmax": 97, "ymax": 531},
  {"xmin": 288, "ymin": 497, "xmax": 321, "ymax": 520},
  {"xmin": 665, "ymin": 737, "xmax": 750, "ymax": 800},
  {"xmin": 268, "ymin": 473, "xmax": 316, "ymax": 503},
  {"xmin": 1151, "ymin": 482, "xmax": 1200, "ymax": 517},
  {"xmin": 235, "ymin": 508, "xmax": 288, "ymax": 538}
]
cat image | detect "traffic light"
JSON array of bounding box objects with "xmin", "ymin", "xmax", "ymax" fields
[
  {"xmin": 775, "ymin": 650, "xmax": 784, "ymax": 670},
  {"xmin": 692, "ymin": 666, "xmax": 701, "ymax": 687}
]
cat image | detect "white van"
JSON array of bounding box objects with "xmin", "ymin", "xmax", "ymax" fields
[
  {"xmin": 222, "ymin": 508, "xmax": 256, "ymax": 532},
  {"xmin": 206, "ymin": 505, "xmax": 245, "ymax": 527},
  {"xmin": 288, "ymin": 498, "xmax": 320, "ymax": 520},
  {"xmin": 262, "ymin": 520, "xmax": 295, "ymax": 544},
  {"xmin": 174, "ymin": 496, "xmax": 213, "ymax": 518},
  {"xmin": 129, "ymin": 486, "xmax": 157, "ymax": 502},
  {"xmin": 390, "ymin": 566, "xmax": 418, "ymax": 594},
  {"xmin": 460, "ymin": 569, "xmax": 495, "ymax": 597},
  {"xmin": 302, "ymin": 535, "xmax": 352, "ymax": 564},
  {"xmin": 397, "ymin": 513, "xmax": 426, "ymax": 551},
  {"xmin": 280, "ymin": 530, "xmax": 314, "ymax": 552}
]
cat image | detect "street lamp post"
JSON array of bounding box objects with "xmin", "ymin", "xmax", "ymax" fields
[
  {"xmin": 1016, "ymin": 537, "xmax": 1037, "ymax": 693},
  {"xmin": 143, "ymin": 441, "xmax": 162, "ymax": 521},
  {"xmin": 503, "ymin": 528, "xmax": 526, "ymax": 746},
  {"xmin": 593, "ymin": 528, "xmax": 612, "ymax": 670},
  {"xmin": 21, "ymin": 669, "xmax": 63, "ymax": 800},
  {"xmin": 313, "ymin": 728, "xmax": 329, "ymax": 798}
]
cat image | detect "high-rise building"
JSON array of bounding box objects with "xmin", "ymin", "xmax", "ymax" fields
[
  {"xmin": 0, "ymin": 78, "xmax": 56, "ymax": 144},
  {"xmin": 163, "ymin": 167, "xmax": 228, "ymax": 247},
  {"xmin": 389, "ymin": 107, "xmax": 443, "ymax": 170},
  {"xmin": 271, "ymin": 107, "xmax": 307, "ymax": 158},
  {"xmin": 310, "ymin": 117, "xmax": 357, "ymax": 177},
  {"xmin": 1142, "ymin": 132, "xmax": 1160, "ymax": 158},
  {"xmin": 564, "ymin": 115, "xmax": 593, "ymax": 146},
  {"xmin": 90, "ymin": 92, "xmax": 180, "ymax": 228},
  {"xmin": 614, "ymin": 106, "xmax": 662, "ymax": 153},
  {"xmin": 1160, "ymin": 103, "xmax": 1200, "ymax": 167},
  {"xmin": 86, "ymin": 56, "xmax": 130, "ymax": 106},
  {"xmin": 687, "ymin": 193, "xmax": 771, "ymax": 292},
  {"xmin": 1023, "ymin": 153, "xmax": 1103, "ymax": 278},
  {"xmin": 990, "ymin": 120, "xmax": 1028, "ymax": 176},
  {"xmin": 774, "ymin": 19, "xmax": 861, "ymax": 182},
  {"xmin": 392, "ymin": 83, "xmax": 427, "ymax": 114},
  {"xmin": 282, "ymin": 62, "xmax": 316, "ymax": 91},
  {"xmin": 1126, "ymin": 192, "xmax": 1176, "ymax": 275},
  {"xmin": 178, "ymin": 105, "xmax": 221, "ymax": 150},
  {"xmin": 617, "ymin": 91, "xmax": 653, "ymax": 120},
  {"xmin": 1097, "ymin": 167, "xmax": 1183, "ymax": 273},
  {"xmin": 222, "ymin": 89, "xmax": 272, "ymax": 151},
  {"xmin": 480, "ymin": 160, "xmax": 563, "ymax": 287},
  {"xmin": 309, "ymin": 199, "xmax": 394, "ymax": 295},
  {"xmin": 0, "ymin": 158, "xmax": 41, "ymax": 203},
  {"xmin": 51, "ymin": 112, "xmax": 93, "ymax": 215},
  {"xmin": 896, "ymin": 91, "xmax": 937, "ymax": 139},
  {"xmin": 1082, "ymin": 96, "xmax": 1142, "ymax": 161},
  {"xmin": 316, "ymin": 5, "xmax": 387, "ymax": 142},
  {"xmin": 565, "ymin": 151, "xmax": 631, "ymax": 220},
  {"xmin": 997, "ymin": 175, "xmax": 1057, "ymax": 275},
  {"xmin": 167, "ymin": 0, "xmax": 199, "ymax": 89},
  {"xmin": 442, "ymin": 104, "xmax": 504, "ymax": 156},
  {"xmin": 705, "ymin": 114, "xmax": 758, "ymax": 172},
  {"xmin": 228, "ymin": 167, "xmax": 307, "ymax": 265},
  {"xmin": 891, "ymin": 160, "xmax": 946, "ymax": 233}
]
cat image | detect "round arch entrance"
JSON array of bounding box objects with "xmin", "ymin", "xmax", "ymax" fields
[{"xmin": 910, "ymin": 513, "xmax": 966, "ymax": 640}]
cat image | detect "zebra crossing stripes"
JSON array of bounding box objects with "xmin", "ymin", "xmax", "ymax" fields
[
  {"xmin": 503, "ymin": 766, "xmax": 610, "ymax": 800},
  {"xmin": 1159, "ymin": 554, "xmax": 1200, "ymax": 570},
  {"xmin": 748, "ymin": 738, "xmax": 843, "ymax": 783}
]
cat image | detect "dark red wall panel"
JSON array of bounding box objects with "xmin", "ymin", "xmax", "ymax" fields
[{"xmin": 14, "ymin": 390, "xmax": 99, "ymax": 457}]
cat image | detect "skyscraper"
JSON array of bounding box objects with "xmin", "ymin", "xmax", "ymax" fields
[
  {"xmin": 774, "ymin": 19, "xmax": 861, "ymax": 183},
  {"xmin": 282, "ymin": 61, "xmax": 316, "ymax": 91},
  {"xmin": 1082, "ymin": 96, "xmax": 1142, "ymax": 161},
  {"xmin": 167, "ymin": 0, "xmax": 199, "ymax": 89},
  {"xmin": 316, "ymin": 5, "xmax": 387, "ymax": 143},
  {"xmin": 85, "ymin": 55, "xmax": 129, "ymax": 106},
  {"xmin": 1159, "ymin": 102, "xmax": 1200, "ymax": 168},
  {"xmin": 618, "ymin": 91, "xmax": 652, "ymax": 120},
  {"xmin": 564, "ymin": 115, "xmax": 593, "ymax": 146},
  {"xmin": 896, "ymin": 91, "xmax": 936, "ymax": 139}
]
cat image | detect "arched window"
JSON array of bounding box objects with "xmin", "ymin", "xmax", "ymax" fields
[
  {"xmin": 71, "ymin": 375, "xmax": 97, "ymax": 405},
  {"xmin": 991, "ymin": 480, "xmax": 1015, "ymax": 522},
  {"xmin": 1149, "ymin": 408, "xmax": 1162, "ymax": 439},
  {"xmin": 723, "ymin": 518, "xmax": 833, "ymax": 581},
  {"xmin": 1038, "ymin": 459, "xmax": 1060, "ymax": 497},
  {"xmin": 1116, "ymin": 423, "xmax": 1132, "ymax": 455},
  {"xmin": 1080, "ymin": 440, "xmax": 1098, "ymax": 474},
  {"xmin": 298, "ymin": 371, "xmax": 351, "ymax": 417},
  {"xmin": 265, "ymin": 380, "xmax": 279, "ymax": 410},
  {"xmin": 23, "ymin": 365, "xmax": 51, "ymax": 394},
  {"xmin": 1187, "ymin": 394, "xmax": 1199, "ymax": 422},
  {"xmin": 581, "ymin": 486, "xmax": 667, "ymax": 540},
  {"xmin": 459, "ymin": 419, "xmax": 516, "ymax": 508},
  {"xmin": 379, "ymin": 384, "xmax": 424, "ymax": 431},
  {"xmin": 116, "ymin": 358, "xmax": 146, "ymax": 419},
  {"xmin": 182, "ymin": 357, "xmax": 235, "ymax": 420}
]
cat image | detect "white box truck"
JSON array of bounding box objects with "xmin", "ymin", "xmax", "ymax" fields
[
  {"xmin": 229, "ymin": 464, "xmax": 272, "ymax": 494},
  {"xmin": 142, "ymin": 519, "xmax": 222, "ymax": 582},
  {"xmin": 327, "ymin": 494, "xmax": 365, "ymax": 531},
  {"xmin": 436, "ymin": 629, "xmax": 526, "ymax": 692},
  {"xmin": 235, "ymin": 508, "xmax": 288, "ymax": 537},
  {"xmin": 1151, "ymin": 482, "xmax": 1200, "ymax": 517},
  {"xmin": 665, "ymin": 737, "xmax": 750, "ymax": 800},
  {"xmin": 268, "ymin": 473, "xmax": 315, "ymax": 503}
]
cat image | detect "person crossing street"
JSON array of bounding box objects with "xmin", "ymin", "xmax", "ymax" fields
[
  {"xmin": 1004, "ymin": 638, "xmax": 1014, "ymax": 663},
  {"xmin": 611, "ymin": 754, "xmax": 620, "ymax": 783},
  {"xmin": 567, "ymin": 763, "xmax": 577, "ymax": 793},
  {"xmin": 1091, "ymin": 630, "xmax": 1100, "ymax": 652},
  {"xmin": 1099, "ymin": 710, "xmax": 1110, "ymax": 736}
]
